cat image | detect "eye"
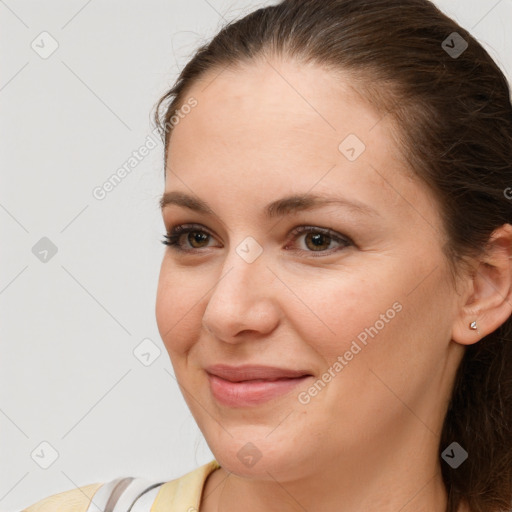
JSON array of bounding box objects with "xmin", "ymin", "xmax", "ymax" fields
[
  {"xmin": 286, "ymin": 226, "xmax": 353, "ymax": 255},
  {"xmin": 162, "ymin": 224, "xmax": 353, "ymax": 256},
  {"xmin": 162, "ymin": 224, "xmax": 219, "ymax": 252}
]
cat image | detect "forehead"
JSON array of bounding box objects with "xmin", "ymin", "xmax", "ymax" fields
[
  {"xmin": 168, "ymin": 60, "xmax": 392, "ymax": 179},
  {"xmin": 171, "ymin": 59, "xmax": 380, "ymax": 155},
  {"xmin": 165, "ymin": 59, "xmax": 442, "ymax": 236}
]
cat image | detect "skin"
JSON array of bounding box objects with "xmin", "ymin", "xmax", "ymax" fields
[{"xmin": 155, "ymin": 58, "xmax": 512, "ymax": 512}]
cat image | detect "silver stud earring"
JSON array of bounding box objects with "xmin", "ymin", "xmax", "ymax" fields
[{"xmin": 469, "ymin": 320, "xmax": 481, "ymax": 335}]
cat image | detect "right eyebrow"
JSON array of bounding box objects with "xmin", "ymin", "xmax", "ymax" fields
[
  {"xmin": 159, "ymin": 191, "xmax": 214, "ymax": 215},
  {"xmin": 160, "ymin": 190, "xmax": 379, "ymax": 219}
]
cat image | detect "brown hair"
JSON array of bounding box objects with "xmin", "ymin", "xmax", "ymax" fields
[{"xmin": 154, "ymin": 1, "xmax": 512, "ymax": 510}]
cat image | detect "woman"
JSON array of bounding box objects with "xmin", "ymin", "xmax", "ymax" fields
[{"xmin": 23, "ymin": 0, "xmax": 512, "ymax": 511}]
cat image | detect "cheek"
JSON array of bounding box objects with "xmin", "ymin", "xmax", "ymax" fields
[
  {"xmin": 282, "ymin": 269, "xmax": 401, "ymax": 361},
  {"xmin": 285, "ymin": 254, "xmax": 450, "ymax": 381},
  {"xmin": 315, "ymin": 264, "xmax": 454, "ymax": 408},
  {"xmin": 155, "ymin": 258, "xmax": 205, "ymax": 356},
  {"xmin": 288, "ymin": 275, "xmax": 448, "ymax": 441}
]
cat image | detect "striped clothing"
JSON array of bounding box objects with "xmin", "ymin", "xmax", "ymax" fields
[{"xmin": 22, "ymin": 459, "xmax": 220, "ymax": 512}]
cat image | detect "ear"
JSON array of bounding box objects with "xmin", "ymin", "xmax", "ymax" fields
[{"xmin": 452, "ymin": 223, "xmax": 512, "ymax": 346}]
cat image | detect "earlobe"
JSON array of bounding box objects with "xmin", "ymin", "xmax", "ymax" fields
[{"xmin": 451, "ymin": 224, "xmax": 512, "ymax": 346}]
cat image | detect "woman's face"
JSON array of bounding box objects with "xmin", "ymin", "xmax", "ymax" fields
[{"xmin": 155, "ymin": 59, "xmax": 467, "ymax": 480}]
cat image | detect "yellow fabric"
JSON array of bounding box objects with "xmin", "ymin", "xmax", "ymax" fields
[
  {"xmin": 22, "ymin": 483, "xmax": 103, "ymax": 512},
  {"xmin": 22, "ymin": 460, "xmax": 221, "ymax": 512},
  {"xmin": 152, "ymin": 460, "xmax": 220, "ymax": 512}
]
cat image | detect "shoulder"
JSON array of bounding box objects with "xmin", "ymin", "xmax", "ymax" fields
[
  {"xmin": 22, "ymin": 482, "xmax": 102, "ymax": 512},
  {"xmin": 21, "ymin": 460, "xmax": 221, "ymax": 512},
  {"xmin": 152, "ymin": 460, "xmax": 221, "ymax": 511}
]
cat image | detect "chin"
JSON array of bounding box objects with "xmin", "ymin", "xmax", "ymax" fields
[{"xmin": 206, "ymin": 433, "xmax": 310, "ymax": 481}]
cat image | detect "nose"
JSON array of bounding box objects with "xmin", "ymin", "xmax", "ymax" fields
[{"xmin": 201, "ymin": 249, "xmax": 281, "ymax": 343}]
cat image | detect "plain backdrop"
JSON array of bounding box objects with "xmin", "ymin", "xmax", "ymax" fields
[{"xmin": 1, "ymin": 0, "xmax": 511, "ymax": 510}]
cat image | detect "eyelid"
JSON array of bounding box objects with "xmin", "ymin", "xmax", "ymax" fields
[
  {"xmin": 285, "ymin": 225, "xmax": 354, "ymax": 255},
  {"xmin": 162, "ymin": 223, "xmax": 354, "ymax": 254},
  {"xmin": 288, "ymin": 225, "xmax": 353, "ymax": 245},
  {"xmin": 163, "ymin": 223, "xmax": 221, "ymax": 252},
  {"xmin": 169, "ymin": 223, "xmax": 215, "ymax": 237}
]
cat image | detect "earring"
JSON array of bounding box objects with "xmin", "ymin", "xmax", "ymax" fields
[{"xmin": 469, "ymin": 320, "xmax": 481, "ymax": 335}]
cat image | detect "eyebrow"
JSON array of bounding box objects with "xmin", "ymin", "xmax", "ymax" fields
[{"xmin": 159, "ymin": 191, "xmax": 379, "ymax": 218}]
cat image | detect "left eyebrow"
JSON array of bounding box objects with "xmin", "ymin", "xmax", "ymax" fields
[
  {"xmin": 265, "ymin": 193, "xmax": 379, "ymax": 218},
  {"xmin": 159, "ymin": 191, "xmax": 379, "ymax": 218}
]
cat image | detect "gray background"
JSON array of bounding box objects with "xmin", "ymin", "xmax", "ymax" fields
[{"xmin": 1, "ymin": 0, "xmax": 511, "ymax": 510}]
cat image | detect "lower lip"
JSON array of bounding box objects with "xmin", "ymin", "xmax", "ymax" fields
[{"xmin": 207, "ymin": 373, "xmax": 312, "ymax": 407}]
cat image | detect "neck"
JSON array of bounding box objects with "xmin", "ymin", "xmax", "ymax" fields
[{"xmin": 201, "ymin": 426, "xmax": 451, "ymax": 512}]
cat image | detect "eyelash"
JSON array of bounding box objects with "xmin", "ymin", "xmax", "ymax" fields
[{"xmin": 161, "ymin": 223, "xmax": 354, "ymax": 256}]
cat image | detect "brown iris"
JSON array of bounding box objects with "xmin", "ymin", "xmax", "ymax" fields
[
  {"xmin": 188, "ymin": 231, "xmax": 210, "ymax": 248},
  {"xmin": 304, "ymin": 232, "xmax": 331, "ymax": 251}
]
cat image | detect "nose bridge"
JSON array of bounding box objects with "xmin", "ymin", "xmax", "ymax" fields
[
  {"xmin": 202, "ymin": 237, "xmax": 279, "ymax": 339},
  {"xmin": 212, "ymin": 237, "xmax": 269, "ymax": 305}
]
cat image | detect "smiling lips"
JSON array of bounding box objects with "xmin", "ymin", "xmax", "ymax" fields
[{"xmin": 206, "ymin": 364, "xmax": 313, "ymax": 407}]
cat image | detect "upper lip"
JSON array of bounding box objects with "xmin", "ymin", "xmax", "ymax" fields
[{"xmin": 206, "ymin": 364, "xmax": 312, "ymax": 382}]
